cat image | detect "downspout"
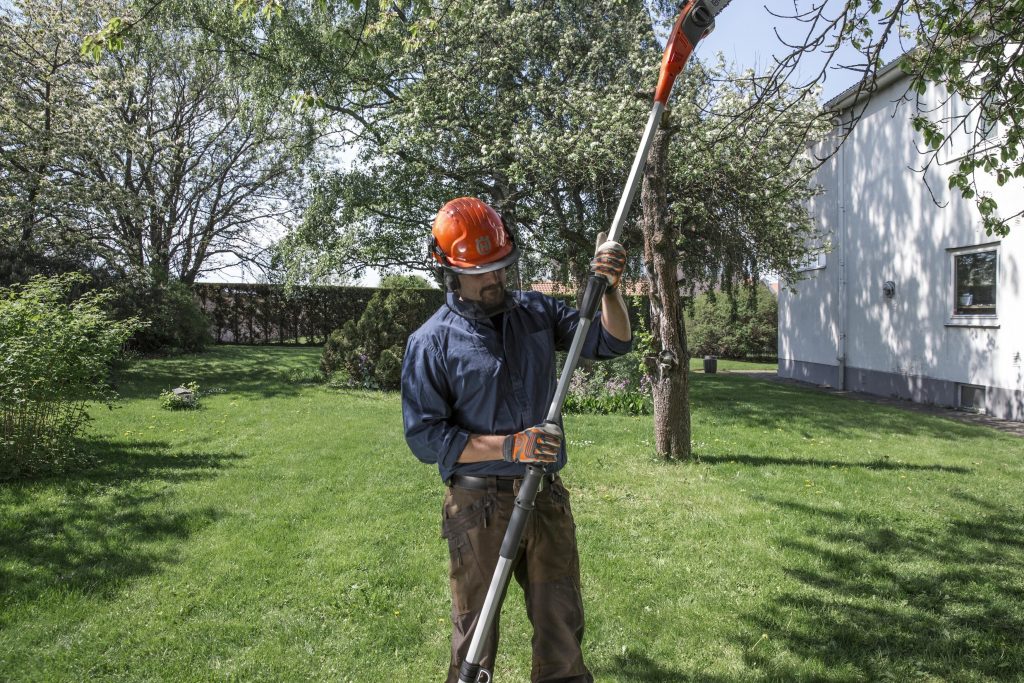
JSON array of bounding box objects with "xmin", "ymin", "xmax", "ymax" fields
[{"xmin": 836, "ymin": 111, "xmax": 849, "ymax": 390}]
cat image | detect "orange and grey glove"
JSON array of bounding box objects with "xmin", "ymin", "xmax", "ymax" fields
[
  {"xmin": 590, "ymin": 233, "xmax": 627, "ymax": 289},
  {"xmin": 502, "ymin": 422, "xmax": 563, "ymax": 464}
]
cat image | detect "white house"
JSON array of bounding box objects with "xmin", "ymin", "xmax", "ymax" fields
[{"xmin": 778, "ymin": 60, "xmax": 1024, "ymax": 421}]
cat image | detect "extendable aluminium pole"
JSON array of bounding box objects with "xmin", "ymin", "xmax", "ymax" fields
[{"xmin": 456, "ymin": 3, "xmax": 729, "ymax": 681}]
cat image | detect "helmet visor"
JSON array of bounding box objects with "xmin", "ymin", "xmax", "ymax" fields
[{"xmin": 445, "ymin": 262, "xmax": 523, "ymax": 321}]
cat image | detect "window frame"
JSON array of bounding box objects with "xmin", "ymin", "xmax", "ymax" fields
[
  {"xmin": 795, "ymin": 251, "xmax": 827, "ymax": 273},
  {"xmin": 946, "ymin": 242, "xmax": 1000, "ymax": 328}
]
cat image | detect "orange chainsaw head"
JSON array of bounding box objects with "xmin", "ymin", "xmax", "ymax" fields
[{"xmin": 430, "ymin": 197, "xmax": 519, "ymax": 274}]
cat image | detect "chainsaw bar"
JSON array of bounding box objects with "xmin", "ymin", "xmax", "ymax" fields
[{"xmin": 706, "ymin": 0, "xmax": 732, "ymax": 17}]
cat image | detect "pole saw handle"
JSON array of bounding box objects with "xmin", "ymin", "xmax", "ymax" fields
[{"xmin": 653, "ymin": 0, "xmax": 719, "ymax": 105}]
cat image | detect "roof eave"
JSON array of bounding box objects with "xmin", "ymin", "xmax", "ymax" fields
[{"xmin": 824, "ymin": 56, "xmax": 908, "ymax": 113}]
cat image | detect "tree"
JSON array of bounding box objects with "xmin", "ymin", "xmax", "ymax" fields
[
  {"xmin": 0, "ymin": 0, "xmax": 125, "ymax": 284},
  {"xmin": 640, "ymin": 61, "xmax": 824, "ymax": 460},
  {"xmin": 91, "ymin": 25, "xmax": 314, "ymax": 285},
  {"xmin": 751, "ymin": 0, "xmax": 1024, "ymax": 236},
  {"xmin": 685, "ymin": 284, "xmax": 778, "ymax": 359},
  {"xmin": 262, "ymin": 0, "xmax": 659, "ymax": 292},
  {"xmin": 0, "ymin": 0, "xmax": 315, "ymax": 287},
  {"xmin": 222, "ymin": 1, "xmax": 823, "ymax": 460}
]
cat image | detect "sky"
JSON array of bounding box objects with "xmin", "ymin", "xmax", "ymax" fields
[{"xmin": 700, "ymin": 1, "xmax": 907, "ymax": 102}]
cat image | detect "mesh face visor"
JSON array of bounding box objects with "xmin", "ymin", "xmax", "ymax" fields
[{"xmin": 445, "ymin": 261, "xmax": 523, "ymax": 321}]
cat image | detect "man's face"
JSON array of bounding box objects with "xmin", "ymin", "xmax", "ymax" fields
[{"xmin": 457, "ymin": 268, "xmax": 507, "ymax": 309}]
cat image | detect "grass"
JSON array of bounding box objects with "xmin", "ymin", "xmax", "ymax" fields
[
  {"xmin": 688, "ymin": 357, "xmax": 778, "ymax": 373},
  {"xmin": 2, "ymin": 346, "xmax": 1022, "ymax": 681}
]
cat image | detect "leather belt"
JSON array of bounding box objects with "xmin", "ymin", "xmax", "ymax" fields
[{"xmin": 447, "ymin": 474, "xmax": 556, "ymax": 493}]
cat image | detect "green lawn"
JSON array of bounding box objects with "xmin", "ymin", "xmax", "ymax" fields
[
  {"xmin": 688, "ymin": 357, "xmax": 778, "ymax": 373},
  {"xmin": 2, "ymin": 346, "xmax": 1022, "ymax": 681}
]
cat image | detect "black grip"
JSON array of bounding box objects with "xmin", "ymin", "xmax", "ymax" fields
[
  {"xmin": 499, "ymin": 504, "xmax": 530, "ymax": 559},
  {"xmin": 579, "ymin": 274, "xmax": 608, "ymax": 321},
  {"xmin": 458, "ymin": 660, "xmax": 480, "ymax": 683},
  {"xmin": 498, "ymin": 467, "xmax": 545, "ymax": 558}
]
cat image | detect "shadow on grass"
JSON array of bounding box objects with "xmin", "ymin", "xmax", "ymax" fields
[
  {"xmin": 114, "ymin": 346, "xmax": 321, "ymax": 400},
  {"xmin": 691, "ymin": 373, "xmax": 998, "ymax": 442},
  {"xmin": 696, "ymin": 453, "xmax": 971, "ymax": 474},
  {"xmin": 596, "ymin": 649, "xmax": 734, "ymax": 682},
  {"xmin": 739, "ymin": 494, "xmax": 1024, "ymax": 680},
  {"xmin": 0, "ymin": 436, "xmax": 243, "ymax": 611}
]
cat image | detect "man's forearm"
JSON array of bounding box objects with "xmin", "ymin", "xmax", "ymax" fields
[
  {"xmin": 601, "ymin": 288, "xmax": 632, "ymax": 342},
  {"xmin": 458, "ymin": 434, "xmax": 505, "ymax": 463}
]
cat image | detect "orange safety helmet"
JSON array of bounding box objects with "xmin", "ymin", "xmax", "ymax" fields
[{"xmin": 430, "ymin": 197, "xmax": 519, "ymax": 274}]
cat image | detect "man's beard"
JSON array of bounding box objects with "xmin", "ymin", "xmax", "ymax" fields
[{"xmin": 478, "ymin": 283, "xmax": 507, "ymax": 313}]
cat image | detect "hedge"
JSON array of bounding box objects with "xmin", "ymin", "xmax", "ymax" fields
[{"xmin": 193, "ymin": 283, "xmax": 446, "ymax": 346}]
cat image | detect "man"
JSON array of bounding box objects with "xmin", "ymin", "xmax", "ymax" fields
[{"xmin": 401, "ymin": 196, "xmax": 631, "ymax": 683}]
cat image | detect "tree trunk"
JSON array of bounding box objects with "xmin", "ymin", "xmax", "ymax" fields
[{"xmin": 639, "ymin": 118, "xmax": 691, "ymax": 460}]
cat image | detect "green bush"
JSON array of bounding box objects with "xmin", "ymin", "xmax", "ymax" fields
[
  {"xmin": 321, "ymin": 284, "xmax": 439, "ymax": 391},
  {"xmin": 114, "ymin": 277, "xmax": 211, "ymax": 353},
  {"xmin": 0, "ymin": 274, "xmax": 144, "ymax": 479},
  {"xmin": 374, "ymin": 344, "xmax": 405, "ymax": 390},
  {"xmin": 685, "ymin": 283, "xmax": 777, "ymax": 359}
]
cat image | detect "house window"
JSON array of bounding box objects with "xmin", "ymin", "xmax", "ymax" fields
[
  {"xmin": 952, "ymin": 246, "xmax": 997, "ymax": 316},
  {"xmin": 796, "ymin": 251, "xmax": 826, "ymax": 272},
  {"xmin": 979, "ymin": 107, "xmax": 999, "ymax": 141},
  {"xmin": 958, "ymin": 384, "xmax": 986, "ymax": 413}
]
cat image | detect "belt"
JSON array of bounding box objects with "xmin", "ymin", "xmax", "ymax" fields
[{"xmin": 447, "ymin": 473, "xmax": 556, "ymax": 493}]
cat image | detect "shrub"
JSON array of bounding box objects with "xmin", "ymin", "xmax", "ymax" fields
[
  {"xmin": 0, "ymin": 274, "xmax": 144, "ymax": 479},
  {"xmin": 374, "ymin": 344, "xmax": 405, "ymax": 390},
  {"xmin": 685, "ymin": 283, "xmax": 777, "ymax": 359},
  {"xmin": 321, "ymin": 284, "xmax": 439, "ymax": 391},
  {"xmin": 114, "ymin": 277, "xmax": 211, "ymax": 353}
]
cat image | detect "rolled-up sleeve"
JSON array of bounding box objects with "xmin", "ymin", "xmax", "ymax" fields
[
  {"xmin": 401, "ymin": 335, "xmax": 470, "ymax": 472},
  {"xmin": 550, "ymin": 297, "xmax": 632, "ymax": 359}
]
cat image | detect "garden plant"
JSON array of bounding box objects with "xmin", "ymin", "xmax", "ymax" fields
[{"xmin": 0, "ymin": 274, "xmax": 142, "ymax": 479}]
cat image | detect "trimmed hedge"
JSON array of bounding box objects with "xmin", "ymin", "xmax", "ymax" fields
[
  {"xmin": 193, "ymin": 283, "xmax": 446, "ymax": 346},
  {"xmin": 193, "ymin": 284, "xmax": 653, "ymax": 356}
]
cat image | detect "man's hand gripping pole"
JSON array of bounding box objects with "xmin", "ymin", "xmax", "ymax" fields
[{"xmin": 456, "ymin": 3, "xmax": 726, "ymax": 681}]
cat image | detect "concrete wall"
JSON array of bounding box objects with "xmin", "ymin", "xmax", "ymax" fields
[{"xmin": 779, "ymin": 74, "xmax": 1024, "ymax": 421}]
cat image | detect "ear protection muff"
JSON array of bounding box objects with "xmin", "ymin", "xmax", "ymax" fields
[{"xmin": 427, "ymin": 235, "xmax": 459, "ymax": 291}]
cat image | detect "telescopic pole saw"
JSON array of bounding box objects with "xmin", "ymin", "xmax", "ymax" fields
[{"xmin": 457, "ymin": 2, "xmax": 731, "ymax": 681}]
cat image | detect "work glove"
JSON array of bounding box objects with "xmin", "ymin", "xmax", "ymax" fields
[
  {"xmin": 502, "ymin": 422, "xmax": 563, "ymax": 464},
  {"xmin": 590, "ymin": 231, "xmax": 627, "ymax": 289}
]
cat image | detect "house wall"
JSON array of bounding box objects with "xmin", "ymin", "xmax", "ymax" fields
[{"xmin": 779, "ymin": 74, "xmax": 1024, "ymax": 420}]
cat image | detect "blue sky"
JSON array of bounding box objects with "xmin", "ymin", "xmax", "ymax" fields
[{"xmin": 698, "ymin": 2, "xmax": 908, "ymax": 102}]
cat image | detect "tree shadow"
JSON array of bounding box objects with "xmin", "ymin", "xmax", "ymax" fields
[
  {"xmin": 696, "ymin": 453, "xmax": 971, "ymax": 474},
  {"xmin": 595, "ymin": 648, "xmax": 733, "ymax": 682},
  {"xmin": 113, "ymin": 346, "xmax": 321, "ymax": 400},
  {"xmin": 738, "ymin": 494, "xmax": 1024, "ymax": 680},
  {"xmin": 691, "ymin": 373, "xmax": 1001, "ymax": 442},
  {"xmin": 0, "ymin": 436, "xmax": 244, "ymax": 612}
]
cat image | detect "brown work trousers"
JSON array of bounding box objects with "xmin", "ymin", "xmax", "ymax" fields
[{"xmin": 441, "ymin": 476, "xmax": 593, "ymax": 683}]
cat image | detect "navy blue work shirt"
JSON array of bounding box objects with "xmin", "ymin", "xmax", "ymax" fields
[{"xmin": 401, "ymin": 290, "xmax": 632, "ymax": 482}]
